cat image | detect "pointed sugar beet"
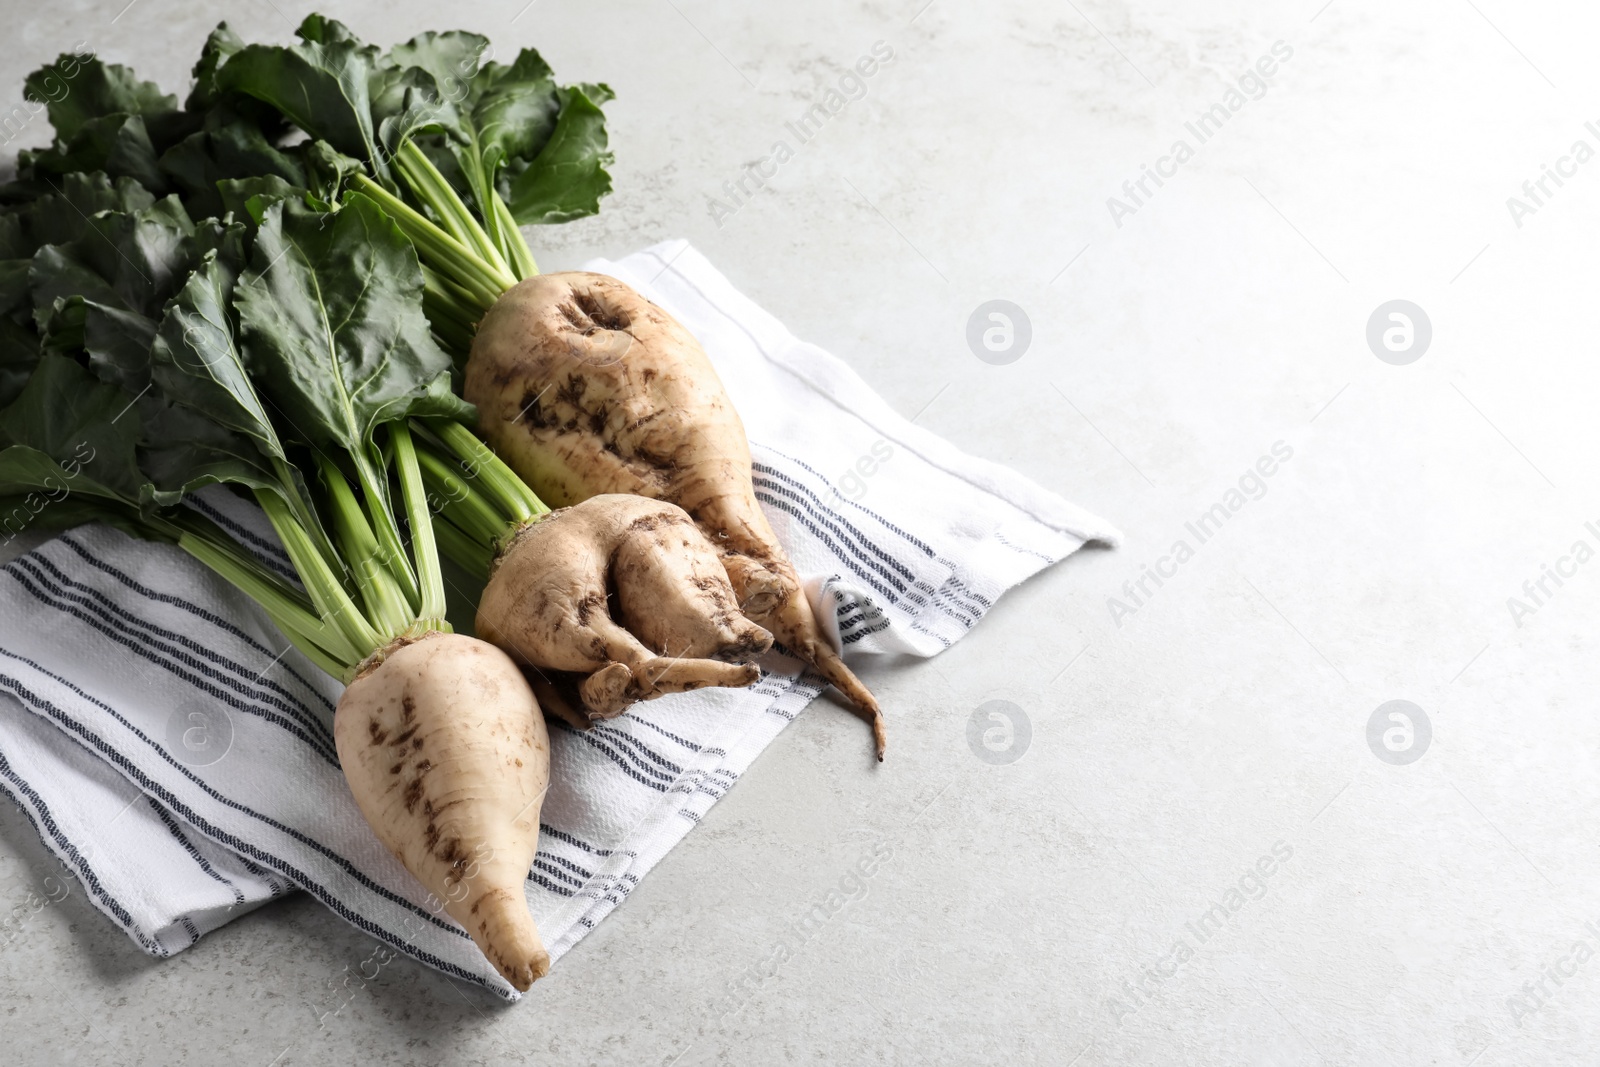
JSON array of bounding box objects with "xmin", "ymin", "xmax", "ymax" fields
[{"xmin": 334, "ymin": 632, "xmax": 552, "ymax": 990}]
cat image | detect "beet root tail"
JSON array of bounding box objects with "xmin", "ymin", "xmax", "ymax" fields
[
  {"xmin": 811, "ymin": 641, "xmax": 887, "ymax": 762},
  {"xmin": 724, "ymin": 551, "xmax": 887, "ymax": 760},
  {"xmin": 469, "ymin": 887, "xmax": 552, "ymax": 991}
]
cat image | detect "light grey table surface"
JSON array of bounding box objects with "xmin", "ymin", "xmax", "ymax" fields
[{"xmin": 3, "ymin": 1, "xmax": 1598, "ymax": 1064}]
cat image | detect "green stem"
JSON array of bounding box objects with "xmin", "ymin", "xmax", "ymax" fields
[
  {"xmin": 430, "ymin": 511, "xmax": 494, "ymax": 582},
  {"xmin": 255, "ymin": 488, "xmax": 382, "ymax": 661},
  {"xmin": 420, "ymin": 265, "xmax": 482, "ymax": 327},
  {"xmin": 427, "ymin": 318, "xmax": 474, "ymax": 362},
  {"xmin": 396, "ymin": 141, "xmax": 512, "ymax": 280},
  {"xmin": 390, "ymin": 423, "xmax": 447, "ymax": 625},
  {"xmin": 354, "ymin": 449, "xmax": 420, "ymax": 611},
  {"xmin": 414, "ymin": 446, "xmax": 511, "ymax": 545},
  {"xmin": 318, "ymin": 455, "xmax": 414, "ymax": 639},
  {"xmin": 349, "ymin": 176, "xmax": 509, "ymax": 309},
  {"xmin": 270, "ymin": 456, "xmax": 344, "ymax": 578},
  {"xmin": 490, "ymin": 192, "xmax": 539, "ymax": 280},
  {"xmin": 175, "ymin": 531, "xmax": 353, "ymax": 677},
  {"xmin": 421, "ymin": 134, "xmax": 537, "ymax": 281},
  {"xmin": 424, "ymin": 418, "xmax": 547, "ymax": 520},
  {"xmin": 457, "ymin": 142, "xmax": 502, "ymax": 264},
  {"xmin": 420, "ymin": 271, "xmax": 482, "ymax": 355},
  {"xmin": 259, "ymin": 607, "xmax": 350, "ymax": 680}
]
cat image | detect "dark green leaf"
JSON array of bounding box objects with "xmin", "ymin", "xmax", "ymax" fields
[
  {"xmin": 0, "ymin": 324, "xmax": 40, "ymax": 409},
  {"xmin": 22, "ymin": 114, "xmax": 168, "ymax": 192},
  {"xmin": 0, "ymin": 488, "xmax": 159, "ymax": 544},
  {"xmin": 10, "ymin": 172, "xmax": 155, "ymax": 251},
  {"xmin": 0, "ymin": 214, "xmax": 25, "ymax": 260},
  {"xmin": 296, "ymin": 14, "xmax": 365, "ymax": 47},
  {"xmin": 217, "ymin": 29, "xmax": 385, "ymax": 171},
  {"xmin": 380, "ymin": 36, "xmax": 619, "ymax": 230},
  {"xmin": 234, "ymin": 194, "xmax": 469, "ymax": 456},
  {"xmin": 160, "ymin": 104, "xmax": 307, "ymax": 219},
  {"xmin": 136, "ymin": 393, "xmax": 276, "ymax": 509},
  {"xmin": 0, "ymin": 216, "xmax": 27, "ymax": 261},
  {"xmin": 472, "ymin": 52, "xmax": 566, "ymax": 180},
  {"xmin": 301, "ymin": 140, "xmax": 364, "ymax": 206},
  {"xmin": 0, "ymin": 353, "xmax": 143, "ymax": 501},
  {"xmin": 371, "ymin": 65, "xmax": 460, "ymax": 162},
  {"xmin": 0, "ymin": 446, "xmax": 99, "ymax": 499},
  {"xmin": 187, "ymin": 23, "xmax": 246, "ymax": 111},
  {"xmin": 386, "ymin": 30, "xmax": 495, "ymax": 99},
  {"xmin": 150, "ymin": 241, "xmax": 287, "ymax": 461},
  {"xmin": 504, "ymin": 86, "xmax": 613, "ymax": 224},
  {"xmin": 0, "ymin": 257, "xmax": 38, "ymax": 402},
  {"xmin": 82, "ymin": 303, "xmax": 157, "ymax": 391},
  {"xmin": 0, "ymin": 259, "xmax": 31, "ymax": 319},
  {"xmin": 389, "ymin": 38, "xmax": 560, "ymax": 169},
  {"xmin": 217, "ymin": 176, "xmax": 297, "ymax": 223},
  {"xmin": 574, "ymin": 82, "xmax": 616, "ymax": 108},
  {"xmin": 29, "ymin": 195, "xmax": 193, "ymax": 339},
  {"xmin": 26, "ymin": 196, "xmax": 199, "ymax": 396},
  {"xmin": 24, "ymin": 55, "xmax": 175, "ymax": 143}
]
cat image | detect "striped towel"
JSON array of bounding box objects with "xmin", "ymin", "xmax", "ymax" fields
[{"xmin": 0, "ymin": 241, "xmax": 1119, "ymax": 999}]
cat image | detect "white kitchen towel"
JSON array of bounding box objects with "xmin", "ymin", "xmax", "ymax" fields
[{"xmin": 0, "ymin": 240, "xmax": 1119, "ymax": 1000}]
